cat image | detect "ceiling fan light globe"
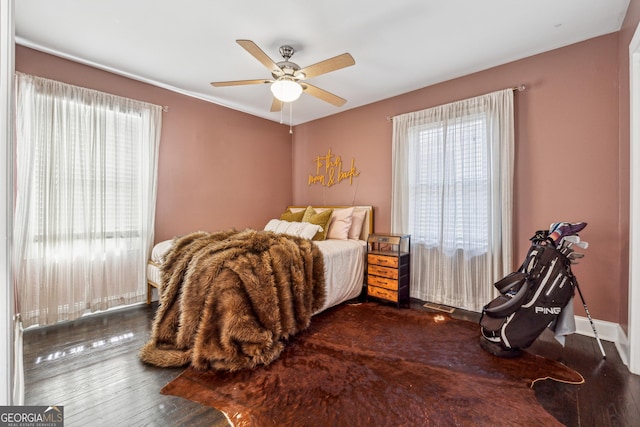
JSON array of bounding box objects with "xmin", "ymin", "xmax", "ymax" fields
[{"xmin": 271, "ymin": 79, "xmax": 303, "ymax": 102}]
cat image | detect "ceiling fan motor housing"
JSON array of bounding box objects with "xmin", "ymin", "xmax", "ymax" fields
[
  {"xmin": 273, "ymin": 45, "xmax": 301, "ymax": 78},
  {"xmin": 274, "ymin": 61, "xmax": 300, "ymax": 78}
]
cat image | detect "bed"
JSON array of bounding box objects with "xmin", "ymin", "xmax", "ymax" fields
[{"xmin": 140, "ymin": 205, "xmax": 373, "ymax": 370}]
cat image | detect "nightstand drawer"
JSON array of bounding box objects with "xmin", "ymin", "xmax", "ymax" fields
[
  {"xmin": 368, "ymin": 285, "xmax": 399, "ymax": 302},
  {"xmin": 367, "ymin": 275, "xmax": 399, "ymax": 290},
  {"xmin": 368, "ymin": 254, "xmax": 398, "ymax": 268},
  {"xmin": 368, "ymin": 264, "xmax": 398, "ymax": 279}
]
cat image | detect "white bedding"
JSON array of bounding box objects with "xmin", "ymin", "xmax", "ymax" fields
[
  {"xmin": 147, "ymin": 236, "xmax": 366, "ymax": 312},
  {"xmin": 146, "ymin": 262, "xmax": 162, "ymax": 288},
  {"xmin": 148, "ymin": 205, "xmax": 372, "ymax": 307},
  {"xmin": 313, "ymin": 238, "xmax": 366, "ymax": 313},
  {"xmin": 146, "ymin": 239, "xmax": 172, "ymax": 290}
]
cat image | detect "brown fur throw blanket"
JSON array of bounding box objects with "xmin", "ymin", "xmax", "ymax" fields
[{"xmin": 139, "ymin": 229, "xmax": 325, "ymax": 371}]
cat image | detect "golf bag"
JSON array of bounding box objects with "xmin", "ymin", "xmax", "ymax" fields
[{"xmin": 479, "ymin": 226, "xmax": 582, "ymax": 357}]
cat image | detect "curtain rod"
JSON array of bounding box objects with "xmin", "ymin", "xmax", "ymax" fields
[
  {"xmin": 386, "ymin": 84, "xmax": 525, "ymax": 121},
  {"xmin": 16, "ymin": 72, "xmax": 171, "ymax": 113}
]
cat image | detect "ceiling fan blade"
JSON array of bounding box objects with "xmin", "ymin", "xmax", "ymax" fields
[
  {"xmin": 300, "ymin": 83, "xmax": 347, "ymax": 107},
  {"xmin": 236, "ymin": 39, "xmax": 283, "ymax": 76},
  {"xmin": 295, "ymin": 53, "xmax": 355, "ymax": 79},
  {"xmin": 210, "ymin": 79, "xmax": 271, "ymax": 87},
  {"xmin": 270, "ymin": 98, "xmax": 283, "ymax": 112}
]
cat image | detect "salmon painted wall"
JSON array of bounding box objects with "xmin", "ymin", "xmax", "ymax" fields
[
  {"xmin": 15, "ymin": 46, "xmax": 293, "ymax": 244},
  {"xmin": 293, "ymin": 34, "xmax": 621, "ymax": 323}
]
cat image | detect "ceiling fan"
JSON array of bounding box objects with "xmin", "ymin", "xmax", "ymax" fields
[{"xmin": 211, "ymin": 40, "xmax": 355, "ymax": 112}]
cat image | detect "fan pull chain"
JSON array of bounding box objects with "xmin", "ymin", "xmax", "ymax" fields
[{"xmin": 289, "ymin": 102, "xmax": 293, "ymax": 134}]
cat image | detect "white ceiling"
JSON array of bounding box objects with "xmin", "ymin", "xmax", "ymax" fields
[{"xmin": 15, "ymin": 0, "xmax": 630, "ymax": 125}]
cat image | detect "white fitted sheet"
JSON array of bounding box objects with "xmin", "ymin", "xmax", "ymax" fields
[
  {"xmin": 312, "ymin": 238, "xmax": 366, "ymax": 313},
  {"xmin": 146, "ymin": 261, "xmax": 162, "ymax": 287}
]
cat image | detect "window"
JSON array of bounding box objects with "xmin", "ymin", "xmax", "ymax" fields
[
  {"xmin": 30, "ymin": 98, "xmax": 144, "ymax": 244},
  {"xmin": 408, "ymin": 113, "xmax": 489, "ymax": 256}
]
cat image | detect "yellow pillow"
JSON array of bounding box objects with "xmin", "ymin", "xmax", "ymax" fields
[
  {"xmin": 302, "ymin": 206, "xmax": 333, "ymax": 241},
  {"xmin": 280, "ymin": 208, "xmax": 305, "ymax": 222}
]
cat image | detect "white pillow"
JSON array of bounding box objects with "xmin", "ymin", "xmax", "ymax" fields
[
  {"xmin": 348, "ymin": 209, "xmax": 367, "ymax": 240},
  {"xmin": 264, "ymin": 219, "xmax": 323, "ymax": 240},
  {"xmin": 151, "ymin": 240, "xmax": 173, "ymax": 263},
  {"xmin": 327, "ymin": 207, "xmax": 354, "ymax": 240}
]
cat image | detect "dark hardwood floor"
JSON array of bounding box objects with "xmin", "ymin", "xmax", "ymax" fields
[
  {"xmin": 23, "ymin": 302, "xmax": 229, "ymax": 427},
  {"xmin": 23, "ymin": 299, "xmax": 640, "ymax": 427}
]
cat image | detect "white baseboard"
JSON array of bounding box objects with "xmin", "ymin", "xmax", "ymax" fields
[{"xmin": 574, "ymin": 315, "xmax": 629, "ymax": 367}]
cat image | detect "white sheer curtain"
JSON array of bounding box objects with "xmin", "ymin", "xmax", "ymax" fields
[
  {"xmin": 391, "ymin": 89, "xmax": 514, "ymax": 312},
  {"xmin": 14, "ymin": 73, "xmax": 161, "ymax": 327}
]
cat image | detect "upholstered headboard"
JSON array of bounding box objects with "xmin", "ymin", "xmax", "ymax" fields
[{"xmin": 286, "ymin": 205, "xmax": 374, "ymax": 241}]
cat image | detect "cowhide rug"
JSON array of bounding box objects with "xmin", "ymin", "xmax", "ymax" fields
[{"xmin": 161, "ymin": 302, "xmax": 583, "ymax": 426}]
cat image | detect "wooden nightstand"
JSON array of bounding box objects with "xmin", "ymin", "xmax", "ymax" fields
[{"xmin": 366, "ymin": 233, "xmax": 410, "ymax": 308}]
